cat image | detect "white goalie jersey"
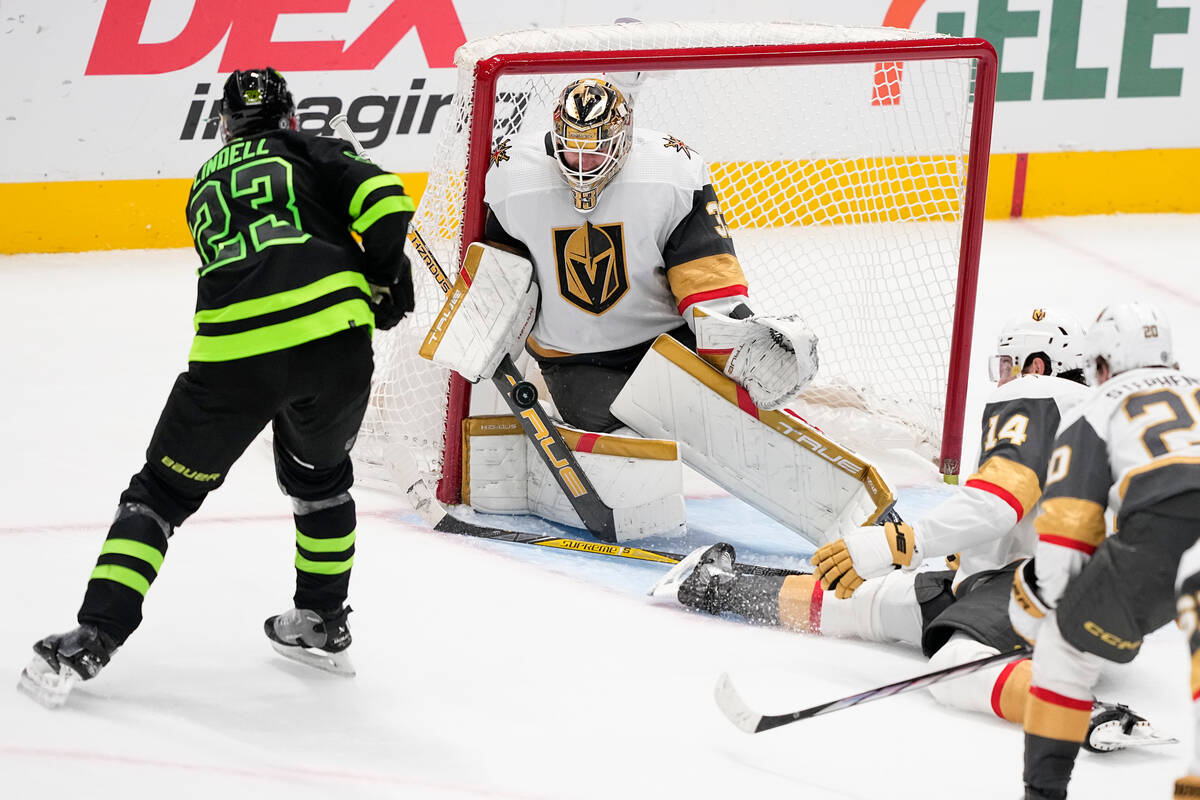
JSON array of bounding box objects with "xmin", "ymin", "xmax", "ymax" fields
[{"xmin": 483, "ymin": 127, "xmax": 750, "ymax": 360}]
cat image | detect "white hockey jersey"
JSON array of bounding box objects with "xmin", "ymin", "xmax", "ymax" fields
[
  {"xmin": 483, "ymin": 127, "xmax": 749, "ymax": 360},
  {"xmin": 1036, "ymin": 367, "xmax": 1200, "ymax": 556},
  {"xmin": 916, "ymin": 374, "xmax": 1091, "ymax": 585}
]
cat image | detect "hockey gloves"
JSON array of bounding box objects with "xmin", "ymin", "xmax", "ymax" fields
[
  {"xmin": 369, "ymin": 253, "xmax": 415, "ymax": 331},
  {"xmin": 1009, "ymin": 558, "xmax": 1052, "ymax": 646},
  {"xmin": 811, "ymin": 522, "xmax": 919, "ymax": 599}
]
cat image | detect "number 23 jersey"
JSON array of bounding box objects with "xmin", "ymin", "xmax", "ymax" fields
[
  {"xmin": 483, "ymin": 127, "xmax": 748, "ymax": 359},
  {"xmin": 185, "ymin": 130, "xmax": 412, "ymax": 362}
]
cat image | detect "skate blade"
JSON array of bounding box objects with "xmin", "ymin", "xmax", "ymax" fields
[
  {"xmin": 647, "ymin": 545, "xmax": 710, "ymax": 602},
  {"xmin": 16, "ymin": 658, "xmax": 78, "ymax": 709},
  {"xmin": 269, "ymin": 640, "xmax": 356, "ymax": 677},
  {"xmin": 1090, "ymin": 722, "xmax": 1180, "ymax": 752}
]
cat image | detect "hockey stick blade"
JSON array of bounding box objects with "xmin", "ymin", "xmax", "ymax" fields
[
  {"xmin": 393, "ymin": 442, "xmax": 808, "ymax": 576},
  {"xmin": 715, "ymin": 647, "xmax": 1028, "ymax": 734}
]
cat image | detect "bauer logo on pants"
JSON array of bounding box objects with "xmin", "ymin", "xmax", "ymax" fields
[{"xmin": 551, "ymin": 221, "xmax": 629, "ymax": 315}]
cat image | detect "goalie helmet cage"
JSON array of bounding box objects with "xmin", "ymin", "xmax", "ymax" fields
[{"xmin": 359, "ymin": 22, "xmax": 998, "ymax": 505}]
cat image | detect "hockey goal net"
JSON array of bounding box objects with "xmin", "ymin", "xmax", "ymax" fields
[{"xmin": 358, "ymin": 21, "xmax": 997, "ymax": 503}]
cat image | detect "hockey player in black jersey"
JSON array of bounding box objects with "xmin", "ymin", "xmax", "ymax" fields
[
  {"xmin": 1010, "ymin": 301, "xmax": 1198, "ymax": 799},
  {"xmin": 19, "ymin": 68, "xmax": 415, "ymax": 705}
]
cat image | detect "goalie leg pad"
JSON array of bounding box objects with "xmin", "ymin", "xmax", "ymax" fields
[
  {"xmin": 420, "ymin": 243, "xmax": 538, "ymax": 382},
  {"xmin": 611, "ymin": 334, "xmax": 893, "ymax": 546},
  {"xmin": 463, "ymin": 415, "xmax": 685, "ymax": 541}
]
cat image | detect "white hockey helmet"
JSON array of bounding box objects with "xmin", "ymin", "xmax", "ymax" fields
[
  {"xmin": 988, "ymin": 307, "xmax": 1086, "ymax": 383},
  {"xmin": 1084, "ymin": 301, "xmax": 1175, "ymax": 384},
  {"xmin": 551, "ymin": 78, "xmax": 633, "ymax": 212}
]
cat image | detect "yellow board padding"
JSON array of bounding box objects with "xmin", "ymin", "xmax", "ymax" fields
[
  {"xmin": 1022, "ymin": 149, "xmax": 1200, "ymax": 217},
  {"xmin": 4, "ymin": 149, "xmax": 1199, "ymax": 254},
  {"xmin": 0, "ymin": 172, "xmax": 428, "ymax": 255}
]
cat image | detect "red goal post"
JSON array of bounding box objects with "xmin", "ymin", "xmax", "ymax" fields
[{"xmin": 360, "ymin": 24, "xmax": 998, "ymax": 505}]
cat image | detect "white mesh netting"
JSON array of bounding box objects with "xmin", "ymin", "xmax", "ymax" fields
[{"xmin": 356, "ymin": 21, "xmax": 987, "ymax": 497}]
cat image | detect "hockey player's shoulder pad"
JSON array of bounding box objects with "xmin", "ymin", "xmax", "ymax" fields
[{"xmin": 624, "ymin": 127, "xmax": 709, "ymax": 192}]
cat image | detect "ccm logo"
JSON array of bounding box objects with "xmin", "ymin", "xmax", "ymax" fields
[{"xmin": 87, "ymin": 0, "xmax": 467, "ymax": 75}]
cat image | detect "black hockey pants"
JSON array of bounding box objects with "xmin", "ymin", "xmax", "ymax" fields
[{"xmin": 78, "ymin": 328, "xmax": 373, "ymax": 643}]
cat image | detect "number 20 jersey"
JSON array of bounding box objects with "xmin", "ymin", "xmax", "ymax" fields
[
  {"xmin": 1037, "ymin": 367, "xmax": 1200, "ymax": 552},
  {"xmin": 184, "ymin": 130, "xmax": 412, "ymax": 362}
]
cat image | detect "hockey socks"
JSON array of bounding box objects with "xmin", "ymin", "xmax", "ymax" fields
[
  {"xmin": 77, "ymin": 503, "xmax": 172, "ymax": 644},
  {"xmin": 291, "ymin": 495, "xmax": 356, "ymax": 610}
]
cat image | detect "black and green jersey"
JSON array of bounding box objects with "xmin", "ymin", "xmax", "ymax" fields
[{"xmin": 185, "ymin": 130, "xmax": 414, "ymax": 362}]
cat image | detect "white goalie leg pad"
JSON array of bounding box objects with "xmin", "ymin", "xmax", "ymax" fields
[
  {"xmin": 462, "ymin": 415, "xmax": 686, "ymax": 541},
  {"xmin": 694, "ymin": 307, "xmax": 818, "ymax": 410},
  {"xmin": 611, "ymin": 334, "xmax": 893, "ymax": 547},
  {"xmin": 419, "ymin": 242, "xmax": 538, "ymax": 382},
  {"xmin": 926, "ymin": 633, "xmax": 1008, "ymax": 716},
  {"xmin": 818, "ymin": 569, "xmax": 924, "ymax": 646}
]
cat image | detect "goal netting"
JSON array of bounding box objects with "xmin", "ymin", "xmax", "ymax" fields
[{"xmin": 356, "ymin": 21, "xmax": 996, "ymax": 502}]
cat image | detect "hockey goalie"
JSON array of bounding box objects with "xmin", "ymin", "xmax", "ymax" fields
[{"xmin": 418, "ymin": 75, "xmax": 893, "ymax": 544}]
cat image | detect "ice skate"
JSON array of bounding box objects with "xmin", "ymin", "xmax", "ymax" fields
[
  {"xmin": 17, "ymin": 624, "xmax": 118, "ymax": 709},
  {"xmin": 649, "ymin": 543, "xmax": 737, "ymax": 614},
  {"xmin": 264, "ymin": 606, "xmax": 355, "ymax": 677},
  {"xmin": 1084, "ymin": 701, "xmax": 1178, "ymax": 753}
]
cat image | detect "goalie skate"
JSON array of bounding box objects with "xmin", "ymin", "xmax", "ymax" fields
[{"xmin": 1085, "ymin": 702, "xmax": 1178, "ymax": 753}]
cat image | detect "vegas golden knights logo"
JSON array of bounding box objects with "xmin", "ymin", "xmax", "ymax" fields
[{"xmin": 552, "ymin": 221, "xmax": 629, "ymax": 315}]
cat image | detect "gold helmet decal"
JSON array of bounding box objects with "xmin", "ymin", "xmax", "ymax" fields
[
  {"xmin": 552, "ymin": 221, "xmax": 629, "ymax": 315},
  {"xmin": 1032, "ymin": 308, "xmax": 1046, "ymax": 321},
  {"xmin": 552, "ymin": 78, "xmax": 633, "ymax": 213}
]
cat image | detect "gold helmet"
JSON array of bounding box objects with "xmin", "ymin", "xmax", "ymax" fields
[{"xmin": 552, "ymin": 78, "xmax": 632, "ymax": 212}]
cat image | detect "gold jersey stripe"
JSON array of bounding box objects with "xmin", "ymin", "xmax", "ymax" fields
[
  {"xmin": 777, "ymin": 574, "xmax": 819, "ymax": 632},
  {"xmin": 525, "ymin": 335, "xmax": 576, "ymax": 360},
  {"xmin": 969, "ymin": 455, "xmax": 1042, "ymax": 518},
  {"xmin": 1034, "ymin": 497, "xmax": 1107, "ymax": 549},
  {"xmin": 1191, "ymin": 649, "xmax": 1200, "ymax": 700},
  {"xmin": 666, "ymin": 253, "xmax": 747, "ymax": 307},
  {"xmin": 1025, "ymin": 691, "xmax": 1092, "ymax": 742},
  {"xmin": 1119, "ymin": 456, "xmax": 1200, "ymax": 500}
]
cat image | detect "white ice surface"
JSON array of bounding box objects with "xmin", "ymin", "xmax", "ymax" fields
[{"xmin": 2, "ymin": 214, "xmax": 1199, "ymax": 798}]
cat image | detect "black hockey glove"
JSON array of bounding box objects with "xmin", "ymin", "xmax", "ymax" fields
[{"xmin": 369, "ymin": 254, "xmax": 415, "ymax": 331}]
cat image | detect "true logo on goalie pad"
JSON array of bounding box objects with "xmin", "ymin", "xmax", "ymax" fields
[{"xmin": 552, "ymin": 221, "xmax": 629, "ymax": 315}]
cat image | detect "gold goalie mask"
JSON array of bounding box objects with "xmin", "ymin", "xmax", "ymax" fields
[{"xmin": 552, "ymin": 78, "xmax": 632, "ymax": 212}]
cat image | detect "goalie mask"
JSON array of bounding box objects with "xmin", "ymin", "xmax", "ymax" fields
[
  {"xmin": 220, "ymin": 68, "xmax": 296, "ymax": 143},
  {"xmin": 1084, "ymin": 301, "xmax": 1175, "ymax": 385},
  {"xmin": 987, "ymin": 307, "xmax": 1085, "ymax": 384},
  {"xmin": 552, "ymin": 78, "xmax": 632, "ymax": 212}
]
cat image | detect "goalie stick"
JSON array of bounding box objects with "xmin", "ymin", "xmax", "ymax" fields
[
  {"xmin": 330, "ymin": 114, "xmax": 624, "ymax": 542},
  {"xmin": 713, "ymin": 647, "xmax": 1028, "ymax": 733},
  {"xmin": 396, "ymin": 447, "xmax": 810, "ymax": 577}
]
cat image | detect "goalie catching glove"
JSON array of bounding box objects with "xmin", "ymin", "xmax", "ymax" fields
[
  {"xmin": 694, "ymin": 307, "xmax": 818, "ymax": 409},
  {"xmin": 419, "ymin": 243, "xmax": 538, "ymax": 381},
  {"xmin": 811, "ymin": 522, "xmax": 920, "ymax": 599}
]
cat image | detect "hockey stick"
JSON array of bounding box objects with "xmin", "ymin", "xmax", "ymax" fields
[
  {"xmin": 714, "ymin": 647, "xmax": 1028, "ymax": 734},
  {"xmin": 396, "ymin": 446, "xmax": 810, "ymax": 577},
  {"xmin": 330, "ymin": 115, "xmax": 625, "ymax": 542}
]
